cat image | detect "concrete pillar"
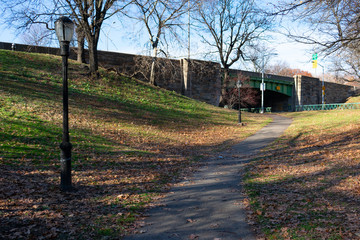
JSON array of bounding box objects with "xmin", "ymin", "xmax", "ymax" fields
[
  {"xmin": 293, "ymin": 75, "xmax": 302, "ymax": 111},
  {"xmin": 317, "ymin": 79, "xmax": 322, "ymax": 104},
  {"xmin": 180, "ymin": 58, "xmax": 191, "ymax": 97}
]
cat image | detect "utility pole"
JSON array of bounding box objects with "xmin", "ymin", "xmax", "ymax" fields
[
  {"xmin": 318, "ymin": 63, "xmax": 325, "ymax": 105},
  {"xmin": 260, "ymin": 53, "xmax": 277, "ymax": 113}
]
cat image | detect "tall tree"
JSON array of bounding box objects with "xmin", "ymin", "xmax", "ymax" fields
[
  {"xmin": 275, "ymin": 0, "xmax": 360, "ymax": 82},
  {"xmin": 127, "ymin": 0, "xmax": 190, "ymax": 85},
  {"xmin": 1, "ymin": 1, "xmax": 82, "ymax": 61},
  {"xmin": 243, "ymin": 44, "xmax": 277, "ymax": 73},
  {"xmin": 0, "ymin": 0, "xmax": 129, "ymax": 75},
  {"xmin": 276, "ymin": 0, "xmax": 360, "ymax": 53},
  {"xmin": 194, "ymin": 0, "xmax": 272, "ymax": 105},
  {"xmin": 330, "ymin": 46, "xmax": 360, "ymax": 82},
  {"xmin": 63, "ymin": 0, "xmax": 130, "ymax": 75}
]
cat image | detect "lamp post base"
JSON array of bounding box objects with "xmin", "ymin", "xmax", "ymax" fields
[{"xmin": 60, "ymin": 142, "xmax": 72, "ymax": 191}]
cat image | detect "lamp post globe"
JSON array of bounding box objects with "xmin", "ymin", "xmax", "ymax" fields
[
  {"xmin": 55, "ymin": 16, "xmax": 74, "ymax": 191},
  {"xmin": 236, "ymin": 79, "xmax": 242, "ymax": 89},
  {"xmin": 55, "ymin": 17, "xmax": 75, "ymax": 56}
]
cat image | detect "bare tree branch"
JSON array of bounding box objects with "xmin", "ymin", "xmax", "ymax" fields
[
  {"xmin": 193, "ymin": 0, "xmax": 272, "ymax": 105},
  {"xmin": 0, "ymin": 0, "xmax": 131, "ymax": 75},
  {"xmin": 274, "ymin": 0, "xmax": 360, "ymax": 82},
  {"xmin": 127, "ymin": 0, "xmax": 190, "ymax": 85}
]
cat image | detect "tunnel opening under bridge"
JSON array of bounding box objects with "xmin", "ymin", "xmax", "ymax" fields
[{"xmin": 237, "ymin": 88, "xmax": 292, "ymax": 112}]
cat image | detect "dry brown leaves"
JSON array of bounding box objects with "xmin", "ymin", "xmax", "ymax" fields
[
  {"xmin": 0, "ymin": 110, "xmax": 265, "ymax": 239},
  {"xmin": 245, "ymin": 120, "xmax": 360, "ymax": 239},
  {"xmin": 1, "ymin": 51, "xmax": 272, "ymax": 239}
]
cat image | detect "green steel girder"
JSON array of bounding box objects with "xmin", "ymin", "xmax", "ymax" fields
[
  {"xmin": 249, "ymin": 76, "xmax": 294, "ymax": 97},
  {"xmin": 296, "ymin": 103, "xmax": 360, "ymax": 111}
]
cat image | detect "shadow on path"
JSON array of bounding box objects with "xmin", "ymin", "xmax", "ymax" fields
[{"xmin": 124, "ymin": 115, "xmax": 292, "ymax": 240}]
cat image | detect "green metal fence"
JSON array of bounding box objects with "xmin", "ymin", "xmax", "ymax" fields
[
  {"xmin": 295, "ymin": 103, "xmax": 360, "ymax": 112},
  {"xmin": 240, "ymin": 107, "xmax": 272, "ymax": 113}
]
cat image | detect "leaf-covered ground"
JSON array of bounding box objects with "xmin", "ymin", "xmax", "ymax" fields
[
  {"xmin": 0, "ymin": 50, "xmax": 271, "ymax": 239},
  {"xmin": 244, "ymin": 110, "xmax": 360, "ymax": 239}
]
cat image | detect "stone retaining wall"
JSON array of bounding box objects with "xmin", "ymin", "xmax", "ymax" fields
[
  {"xmin": 294, "ymin": 75, "xmax": 355, "ymax": 105},
  {"xmin": 1, "ymin": 41, "xmax": 356, "ymax": 108},
  {"xmin": 324, "ymin": 81, "xmax": 356, "ymax": 103},
  {"xmin": 0, "ymin": 42, "xmax": 221, "ymax": 106}
]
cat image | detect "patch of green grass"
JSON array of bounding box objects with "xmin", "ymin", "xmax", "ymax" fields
[
  {"xmin": 116, "ymin": 213, "xmax": 136, "ymax": 224},
  {"xmin": 0, "ymin": 49, "xmax": 271, "ymax": 239},
  {"xmin": 97, "ymin": 228, "xmax": 114, "ymax": 236},
  {"xmin": 0, "ymin": 49, "xmax": 269, "ymax": 163},
  {"xmin": 284, "ymin": 110, "xmax": 359, "ymax": 137},
  {"xmin": 0, "ymin": 93, "xmax": 120, "ymax": 168}
]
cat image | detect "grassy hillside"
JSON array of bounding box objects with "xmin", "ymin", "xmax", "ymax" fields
[
  {"xmin": 0, "ymin": 49, "xmax": 271, "ymax": 239},
  {"xmin": 346, "ymin": 94, "xmax": 360, "ymax": 103},
  {"xmin": 244, "ymin": 110, "xmax": 360, "ymax": 239}
]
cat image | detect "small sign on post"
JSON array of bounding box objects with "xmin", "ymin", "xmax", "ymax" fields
[
  {"xmin": 312, "ymin": 53, "xmax": 318, "ymax": 68},
  {"xmin": 260, "ymin": 83, "xmax": 266, "ymax": 91},
  {"xmin": 312, "ymin": 60, "xmax": 318, "ymax": 68},
  {"xmin": 312, "ymin": 53, "xmax": 318, "ymax": 60}
]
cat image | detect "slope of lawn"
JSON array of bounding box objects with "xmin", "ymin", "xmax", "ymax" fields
[
  {"xmin": 346, "ymin": 94, "xmax": 360, "ymax": 103},
  {"xmin": 0, "ymin": 49, "xmax": 271, "ymax": 239},
  {"xmin": 244, "ymin": 110, "xmax": 360, "ymax": 239}
]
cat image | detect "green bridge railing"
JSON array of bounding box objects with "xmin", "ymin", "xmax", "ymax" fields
[
  {"xmin": 295, "ymin": 103, "xmax": 360, "ymax": 112},
  {"xmin": 240, "ymin": 107, "xmax": 272, "ymax": 113}
]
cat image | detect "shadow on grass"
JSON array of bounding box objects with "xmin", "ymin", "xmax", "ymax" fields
[
  {"xmin": 1, "ymin": 50, "xmax": 255, "ymax": 239},
  {"xmin": 244, "ymin": 128, "xmax": 360, "ymax": 239},
  {"xmin": 0, "ymin": 137, "xmax": 234, "ymax": 239},
  {"xmin": 0, "ymin": 68, "xmax": 221, "ymax": 131}
]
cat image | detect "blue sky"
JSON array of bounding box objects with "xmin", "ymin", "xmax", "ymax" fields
[{"xmin": 0, "ymin": 1, "xmax": 320, "ymax": 76}]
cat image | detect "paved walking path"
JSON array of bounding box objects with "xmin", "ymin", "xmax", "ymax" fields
[{"xmin": 125, "ymin": 115, "xmax": 292, "ymax": 240}]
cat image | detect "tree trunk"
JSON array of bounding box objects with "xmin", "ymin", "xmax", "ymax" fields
[
  {"xmin": 219, "ymin": 68, "xmax": 230, "ymax": 106},
  {"xmin": 150, "ymin": 47, "xmax": 158, "ymax": 85},
  {"xmin": 76, "ymin": 26, "xmax": 86, "ymax": 63},
  {"xmin": 88, "ymin": 36, "xmax": 98, "ymax": 76}
]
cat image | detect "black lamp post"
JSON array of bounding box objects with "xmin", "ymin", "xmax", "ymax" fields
[
  {"xmin": 55, "ymin": 16, "xmax": 74, "ymax": 191},
  {"xmin": 236, "ymin": 79, "xmax": 242, "ymax": 124}
]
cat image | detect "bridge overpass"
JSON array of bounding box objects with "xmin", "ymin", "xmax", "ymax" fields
[
  {"xmin": 1, "ymin": 41, "xmax": 355, "ymax": 110},
  {"xmin": 227, "ymin": 69, "xmax": 355, "ymax": 112}
]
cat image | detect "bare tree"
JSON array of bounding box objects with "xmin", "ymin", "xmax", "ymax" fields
[
  {"xmin": 0, "ymin": 1, "xmax": 58, "ymax": 34},
  {"xmin": 21, "ymin": 24, "xmax": 52, "ymax": 46},
  {"xmin": 131, "ymin": 55, "xmax": 182, "ymax": 85},
  {"xmin": 75, "ymin": 24, "xmax": 86, "ymax": 63},
  {"xmin": 194, "ymin": 0, "xmax": 272, "ymax": 105},
  {"xmin": 126, "ymin": 0, "xmax": 190, "ymax": 85},
  {"xmin": 329, "ymin": 46, "xmax": 360, "ymax": 82},
  {"xmin": 275, "ymin": 0, "xmax": 360, "ymax": 82},
  {"xmin": 1, "ymin": 1, "xmax": 80, "ymax": 57},
  {"xmin": 0, "ymin": 0, "xmax": 130, "ymax": 75},
  {"xmin": 243, "ymin": 44, "xmax": 277, "ymax": 73},
  {"xmin": 63, "ymin": 0, "xmax": 131, "ymax": 76},
  {"xmin": 275, "ymin": 0, "xmax": 360, "ymax": 53},
  {"xmin": 223, "ymin": 73, "xmax": 259, "ymax": 109}
]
